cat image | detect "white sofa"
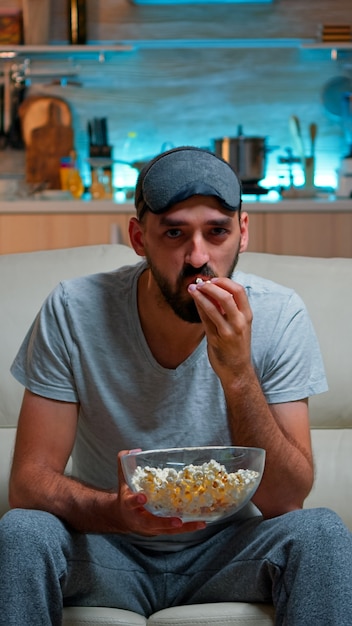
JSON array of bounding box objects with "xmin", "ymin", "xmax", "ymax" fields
[{"xmin": 1, "ymin": 243, "xmax": 351, "ymax": 626}]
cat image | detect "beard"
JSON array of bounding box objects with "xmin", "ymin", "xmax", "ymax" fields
[{"xmin": 144, "ymin": 246, "xmax": 241, "ymax": 324}]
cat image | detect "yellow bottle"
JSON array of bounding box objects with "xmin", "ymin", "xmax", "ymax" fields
[
  {"xmin": 67, "ymin": 168, "xmax": 84, "ymax": 199},
  {"xmin": 60, "ymin": 157, "xmax": 74, "ymax": 191}
]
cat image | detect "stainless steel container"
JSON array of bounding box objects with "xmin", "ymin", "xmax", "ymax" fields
[{"xmin": 214, "ymin": 135, "xmax": 267, "ymax": 183}]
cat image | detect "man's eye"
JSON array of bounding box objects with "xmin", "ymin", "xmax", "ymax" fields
[
  {"xmin": 166, "ymin": 229, "xmax": 182, "ymax": 238},
  {"xmin": 211, "ymin": 228, "xmax": 228, "ymax": 236}
]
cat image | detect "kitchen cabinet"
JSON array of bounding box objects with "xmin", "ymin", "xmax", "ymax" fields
[
  {"xmin": 246, "ymin": 202, "xmax": 352, "ymax": 258},
  {"xmin": 257, "ymin": 211, "xmax": 352, "ymax": 257},
  {"xmin": 0, "ymin": 208, "xmax": 132, "ymax": 254},
  {"xmin": 1, "ymin": 199, "xmax": 352, "ymax": 257}
]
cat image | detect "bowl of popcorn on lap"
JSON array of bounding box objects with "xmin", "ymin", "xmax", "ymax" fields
[{"xmin": 121, "ymin": 446, "xmax": 266, "ymax": 522}]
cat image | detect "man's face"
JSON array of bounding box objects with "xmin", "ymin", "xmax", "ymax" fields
[{"xmin": 135, "ymin": 196, "xmax": 248, "ymax": 324}]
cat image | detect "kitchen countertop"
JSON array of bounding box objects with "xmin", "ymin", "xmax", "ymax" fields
[{"xmin": 1, "ymin": 197, "xmax": 352, "ymax": 214}]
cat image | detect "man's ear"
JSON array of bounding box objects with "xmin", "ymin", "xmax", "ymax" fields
[
  {"xmin": 129, "ymin": 217, "xmax": 146, "ymax": 257},
  {"xmin": 239, "ymin": 211, "xmax": 249, "ymax": 253}
]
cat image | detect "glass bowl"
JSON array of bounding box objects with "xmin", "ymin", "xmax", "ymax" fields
[{"xmin": 121, "ymin": 446, "xmax": 265, "ymax": 522}]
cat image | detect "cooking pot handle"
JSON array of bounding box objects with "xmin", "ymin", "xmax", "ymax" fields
[{"xmin": 220, "ymin": 137, "xmax": 231, "ymax": 162}]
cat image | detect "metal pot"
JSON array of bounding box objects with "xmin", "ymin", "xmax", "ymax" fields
[{"xmin": 214, "ymin": 134, "xmax": 267, "ymax": 183}]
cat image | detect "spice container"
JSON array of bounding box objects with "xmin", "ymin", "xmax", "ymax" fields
[
  {"xmin": 0, "ymin": 9, "xmax": 23, "ymax": 45},
  {"xmin": 68, "ymin": 0, "xmax": 86, "ymax": 45}
]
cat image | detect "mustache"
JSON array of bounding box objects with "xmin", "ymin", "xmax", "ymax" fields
[{"xmin": 179, "ymin": 264, "xmax": 217, "ymax": 280}]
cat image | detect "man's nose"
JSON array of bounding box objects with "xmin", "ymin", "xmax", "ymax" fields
[{"xmin": 184, "ymin": 235, "xmax": 210, "ymax": 268}]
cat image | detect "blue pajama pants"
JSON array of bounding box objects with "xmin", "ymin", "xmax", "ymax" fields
[{"xmin": 0, "ymin": 506, "xmax": 352, "ymax": 625}]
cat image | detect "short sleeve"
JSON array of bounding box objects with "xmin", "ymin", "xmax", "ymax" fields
[{"xmin": 10, "ymin": 284, "xmax": 79, "ymax": 402}]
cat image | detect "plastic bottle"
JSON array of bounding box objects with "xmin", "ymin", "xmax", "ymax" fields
[
  {"xmin": 67, "ymin": 168, "xmax": 84, "ymax": 199},
  {"xmin": 117, "ymin": 131, "xmax": 139, "ymax": 193},
  {"xmin": 60, "ymin": 157, "xmax": 74, "ymax": 191},
  {"xmin": 90, "ymin": 169, "xmax": 105, "ymax": 200}
]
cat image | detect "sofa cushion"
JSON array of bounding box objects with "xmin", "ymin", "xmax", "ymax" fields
[
  {"xmin": 147, "ymin": 602, "xmax": 275, "ymax": 625},
  {"xmin": 61, "ymin": 603, "xmax": 276, "ymax": 625},
  {"xmin": 62, "ymin": 606, "xmax": 147, "ymax": 625}
]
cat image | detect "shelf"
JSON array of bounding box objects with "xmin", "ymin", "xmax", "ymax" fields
[
  {"xmin": 301, "ymin": 41, "xmax": 352, "ymax": 63},
  {"xmin": 3, "ymin": 39, "xmax": 352, "ymax": 60},
  {"xmin": 0, "ymin": 44, "xmax": 133, "ymax": 62},
  {"xmin": 121, "ymin": 38, "xmax": 315, "ymax": 49},
  {"xmin": 300, "ymin": 42, "xmax": 352, "ymax": 61},
  {"xmin": 0, "ymin": 38, "xmax": 316, "ymax": 60},
  {"xmin": 301, "ymin": 42, "xmax": 352, "ymax": 50}
]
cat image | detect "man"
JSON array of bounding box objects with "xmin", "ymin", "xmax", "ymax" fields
[{"xmin": 1, "ymin": 146, "xmax": 351, "ymax": 625}]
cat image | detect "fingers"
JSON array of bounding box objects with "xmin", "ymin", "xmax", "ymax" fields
[
  {"xmin": 188, "ymin": 278, "xmax": 253, "ymax": 378},
  {"xmin": 188, "ymin": 277, "xmax": 252, "ymax": 326},
  {"xmin": 117, "ymin": 450, "xmax": 206, "ymax": 536}
]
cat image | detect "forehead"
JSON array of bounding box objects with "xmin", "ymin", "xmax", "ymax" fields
[{"xmin": 149, "ymin": 195, "xmax": 237, "ymax": 226}]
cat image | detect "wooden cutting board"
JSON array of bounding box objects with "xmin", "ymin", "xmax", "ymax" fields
[
  {"xmin": 25, "ymin": 101, "xmax": 74, "ymax": 188},
  {"xmin": 19, "ymin": 94, "xmax": 72, "ymax": 147}
]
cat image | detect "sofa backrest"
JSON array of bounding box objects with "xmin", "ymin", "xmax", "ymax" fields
[
  {"xmin": 238, "ymin": 253, "xmax": 352, "ymax": 527},
  {"xmin": 0, "ymin": 246, "xmax": 351, "ymax": 527},
  {"xmin": 0, "ymin": 244, "xmax": 139, "ymax": 426},
  {"xmin": 239, "ymin": 252, "xmax": 352, "ymax": 430}
]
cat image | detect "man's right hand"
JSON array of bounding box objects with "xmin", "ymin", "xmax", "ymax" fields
[{"xmin": 116, "ymin": 451, "xmax": 206, "ymax": 536}]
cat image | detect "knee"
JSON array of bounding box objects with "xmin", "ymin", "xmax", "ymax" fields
[
  {"xmin": 284, "ymin": 507, "xmax": 351, "ymax": 553},
  {"xmin": 298, "ymin": 506, "xmax": 348, "ymax": 534},
  {"xmin": 0, "ymin": 508, "xmax": 63, "ymax": 553}
]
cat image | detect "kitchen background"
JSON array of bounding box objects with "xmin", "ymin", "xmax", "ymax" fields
[{"xmin": 0, "ymin": 0, "xmax": 352, "ymax": 196}]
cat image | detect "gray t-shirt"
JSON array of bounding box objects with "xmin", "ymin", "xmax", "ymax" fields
[{"xmin": 11, "ymin": 261, "xmax": 327, "ymax": 549}]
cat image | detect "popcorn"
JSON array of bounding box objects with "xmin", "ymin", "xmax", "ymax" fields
[
  {"xmin": 195, "ymin": 278, "xmax": 211, "ymax": 284},
  {"xmin": 130, "ymin": 459, "xmax": 259, "ymax": 521}
]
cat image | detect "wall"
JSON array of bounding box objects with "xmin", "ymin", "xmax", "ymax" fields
[{"xmin": 1, "ymin": 0, "xmax": 351, "ymax": 190}]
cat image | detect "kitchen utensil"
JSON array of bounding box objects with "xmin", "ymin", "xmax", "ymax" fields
[
  {"xmin": 0, "ymin": 62, "xmax": 26, "ymax": 149},
  {"xmin": 2, "ymin": 63, "xmax": 11, "ymax": 140},
  {"xmin": 289, "ymin": 115, "xmax": 305, "ymax": 163},
  {"xmin": 309, "ymin": 122, "xmax": 317, "ymax": 158},
  {"xmin": 0, "ymin": 84, "xmax": 7, "ymax": 149},
  {"xmin": 68, "ymin": 0, "xmax": 87, "ymax": 45},
  {"xmin": 25, "ymin": 102, "xmax": 74, "ymax": 188},
  {"xmin": 7, "ymin": 64, "xmax": 27, "ymax": 149},
  {"xmin": 213, "ymin": 127, "xmax": 267, "ymax": 183},
  {"xmin": 19, "ymin": 95, "xmax": 72, "ymax": 147},
  {"xmin": 305, "ymin": 122, "xmax": 318, "ymax": 189}
]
